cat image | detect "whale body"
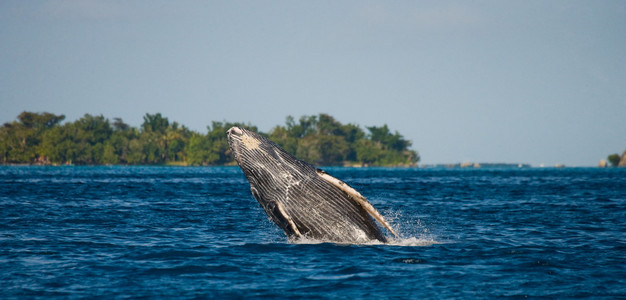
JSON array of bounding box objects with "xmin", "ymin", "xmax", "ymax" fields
[{"xmin": 227, "ymin": 126, "xmax": 397, "ymax": 244}]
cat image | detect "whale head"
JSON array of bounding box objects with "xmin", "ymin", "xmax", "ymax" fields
[{"xmin": 227, "ymin": 126, "xmax": 316, "ymax": 181}]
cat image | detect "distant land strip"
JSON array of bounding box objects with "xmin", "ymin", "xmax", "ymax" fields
[{"xmin": 0, "ymin": 112, "xmax": 419, "ymax": 167}]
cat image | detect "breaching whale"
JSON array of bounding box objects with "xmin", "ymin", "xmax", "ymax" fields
[{"xmin": 227, "ymin": 126, "xmax": 397, "ymax": 244}]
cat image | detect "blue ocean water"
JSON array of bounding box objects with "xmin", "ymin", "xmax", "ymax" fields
[{"xmin": 1, "ymin": 166, "xmax": 625, "ymax": 298}]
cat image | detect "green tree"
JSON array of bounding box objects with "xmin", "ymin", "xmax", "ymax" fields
[
  {"xmin": 38, "ymin": 126, "xmax": 64, "ymax": 164},
  {"xmin": 101, "ymin": 142, "xmax": 119, "ymax": 164},
  {"xmin": 608, "ymin": 153, "xmax": 621, "ymax": 167},
  {"xmin": 295, "ymin": 134, "xmax": 321, "ymax": 164},
  {"xmin": 2, "ymin": 122, "xmax": 34, "ymax": 163},
  {"xmin": 140, "ymin": 130, "xmax": 165, "ymax": 164},
  {"xmin": 285, "ymin": 115, "xmax": 317, "ymax": 138},
  {"xmin": 107, "ymin": 129, "xmax": 133, "ymax": 164},
  {"xmin": 112, "ymin": 117, "xmax": 130, "ymax": 131},
  {"xmin": 0, "ymin": 125, "xmax": 9, "ymax": 163},
  {"xmin": 164, "ymin": 122, "xmax": 190, "ymax": 163},
  {"xmin": 367, "ymin": 124, "xmax": 411, "ymax": 151},
  {"xmin": 0, "ymin": 112, "xmax": 65, "ymax": 164},
  {"xmin": 317, "ymin": 114, "xmax": 343, "ymax": 136},
  {"xmin": 355, "ymin": 139, "xmax": 383, "ymax": 165},
  {"xmin": 126, "ymin": 138, "xmax": 145, "ymax": 164},
  {"xmin": 17, "ymin": 111, "xmax": 65, "ymax": 129},
  {"xmin": 185, "ymin": 133, "xmax": 215, "ymax": 166},
  {"xmin": 65, "ymin": 114, "xmax": 113, "ymax": 164},
  {"xmin": 142, "ymin": 113, "xmax": 169, "ymax": 133},
  {"xmin": 268, "ymin": 125, "xmax": 298, "ymax": 155},
  {"xmin": 317, "ymin": 134, "xmax": 350, "ymax": 165}
]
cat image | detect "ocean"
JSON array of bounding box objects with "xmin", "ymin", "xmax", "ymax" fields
[{"xmin": 1, "ymin": 166, "xmax": 625, "ymax": 298}]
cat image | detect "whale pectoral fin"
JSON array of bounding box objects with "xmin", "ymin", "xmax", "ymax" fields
[
  {"xmin": 316, "ymin": 169, "xmax": 398, "ymax": 238},
  {"xmin": 275, "ymin": 201, "xmax": 302, "ymax": 238},
  {"xmin": 251, "ymin": 187, "xmax": 302, "ymax": 238}
]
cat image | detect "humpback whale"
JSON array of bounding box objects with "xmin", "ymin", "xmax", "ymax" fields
[{"xmin": 227, "ymin": 126, "xmax": 397, "ymax": 244}]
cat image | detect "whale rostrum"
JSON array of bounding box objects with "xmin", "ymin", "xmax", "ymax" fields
[{"xmin": 227, "ymin": 126, "xmax": 397, "ymax": 244}]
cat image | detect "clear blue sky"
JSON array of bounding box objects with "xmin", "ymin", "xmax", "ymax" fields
[{"xmin": 1, "ymin": 1, "xmax": 625, "ymax": 166}]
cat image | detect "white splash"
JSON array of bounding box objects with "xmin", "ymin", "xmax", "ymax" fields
[
  {"xmin": 288, "ymin": 209, "xmax": 444, "ymax": 247},
  {"xmin": 384, "ymin": 236, "xmax": 441, "ymax": 247},
  {"xmin": 288, "ymin": 236, "xmax": 440, "ymax": 247}
]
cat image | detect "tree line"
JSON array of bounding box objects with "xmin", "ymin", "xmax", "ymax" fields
[{"xmin": 0, "ymin": 112, "xmax": 419, "ymax": 167}]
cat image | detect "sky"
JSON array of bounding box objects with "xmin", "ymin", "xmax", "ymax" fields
[{"xmin": 1, "ymin": 1, "xmax": 625, "ymax": 166}]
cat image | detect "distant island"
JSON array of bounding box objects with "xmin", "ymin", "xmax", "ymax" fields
[
  {"xmin": 604, "ymin": 151, "xmax": 626, "ymax": 167},
  {"xmin": 421, "ymin": 163, "xmax": 532, "ymax": 169},
  {"xmin": 0, "ymin": 112, "xmax": 419, "ymax": 167}
]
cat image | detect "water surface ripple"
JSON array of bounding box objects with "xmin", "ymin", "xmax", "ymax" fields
[{"xmin": 1, "ymin": 166, "xmax": 625, "ymax": 298}]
